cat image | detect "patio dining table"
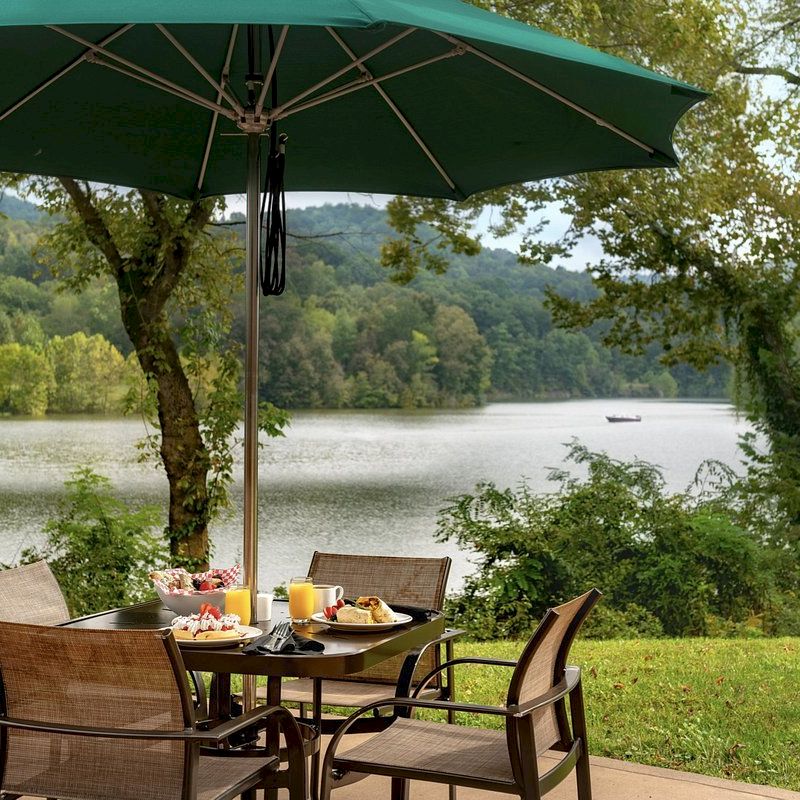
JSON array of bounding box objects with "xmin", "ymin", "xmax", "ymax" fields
[{"xmin": 63, "ymin": 598, "xmax": 447, "ymax": 800}]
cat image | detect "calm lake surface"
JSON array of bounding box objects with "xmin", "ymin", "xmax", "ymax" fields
[{"xmin": 0, "ymin": 400, "xmax": 751, "ymax": 591}]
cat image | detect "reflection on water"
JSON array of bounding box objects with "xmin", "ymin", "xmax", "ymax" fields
[{"xmin": 0, "ymin": 400, "xmax": 750, "ymax": 590}]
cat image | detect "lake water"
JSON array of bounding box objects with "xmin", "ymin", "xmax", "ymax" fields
[{"xmin": 0, "ymin": 399, "xmax": 751, "ymax": 591}]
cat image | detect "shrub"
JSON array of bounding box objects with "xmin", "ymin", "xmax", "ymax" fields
[
  {"xmin": 438, "ymin": 441, "xmax": 769, "ymax": 640},
  {"xmin": 21, "ymin": 468, "xmax": 166, "ymax": 616}
]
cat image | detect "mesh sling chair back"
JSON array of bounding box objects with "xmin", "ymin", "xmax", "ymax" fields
[
  {"xmin": 262, "ymin": 552, "xmax": 457, "ymax": 718},
  {"xmin": 0, "ymin": 621, "xmax": 306, "ymax": 800},
  {"xmin": 321, "ymin": 588, "xmax": 602, "ymax": 800},
  {"xmin": 0, "ymin": 561, "xmax": 69, "ymax": 625},
  {"xmin": 0, "ymin": 562, "xmax": 208, "ymax": 718}
]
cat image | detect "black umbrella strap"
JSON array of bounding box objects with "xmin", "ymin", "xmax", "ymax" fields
[
  {"xmin": 260, "ymin": 127, "xmax": 287, "ymax": 296},
  {"xmin": 260, "ymin": 25, "xmax": 286, "ymax": 297}
]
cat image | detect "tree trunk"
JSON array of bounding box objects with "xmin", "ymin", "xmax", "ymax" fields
[
  {"xmin": 57, "ymin": 178, "xmax": 214, "ymax": 569},
  {"xmin": 116, "ymin": 274, "xmax": 211, "ymax": 569}
]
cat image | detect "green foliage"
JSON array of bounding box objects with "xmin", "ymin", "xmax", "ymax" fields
[
  {"xmin": 21, "ymin": 468, "xmax": 166, "ymax": 617},
  {"xmin": 0, "ymin": 342, "xmax": 53, "ymax": 415},
  {"xmin": 439, "ymin": 442, "xmax": 769, "ymax": 639},
  {"xmin": 46, "ymin": 332, "xmax": 126, "ymax": 413}
]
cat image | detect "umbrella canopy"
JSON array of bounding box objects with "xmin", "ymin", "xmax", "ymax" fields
[
  {"xmin": 0, "ymin": 2, "xmax": 704, "ymax": 663},
  {"xmin": 0, "ymin": 1, "xmax": 704, "ymax": 200}
]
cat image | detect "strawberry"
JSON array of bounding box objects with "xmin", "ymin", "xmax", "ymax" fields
[
  {"xmin": 199, "ymin": 580, "xmax": 215, "ymax": 592},
  {"xmin": 336, "ymin": 599, "xmax": 345, "ymax": 609},
  {"xmin": 206, "ymin": 605, "xmax": 222, "ymax": 620}
]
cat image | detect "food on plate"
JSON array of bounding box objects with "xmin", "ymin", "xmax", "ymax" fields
[
  {"xmin": 170, "ymin": 603, "xmax": 241, "ymax": 641},
  {"xmin": 356, "ymin": 596, "xmax": 397, "ymax": 623},
  {"xmin": 335, "ymin": 605, "xmax": 374, "ymax": 624}
]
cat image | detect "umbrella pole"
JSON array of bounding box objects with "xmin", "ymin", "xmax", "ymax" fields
[{"xmin": 242, "ymin": 131, "xmax": 261, "ymax": 711}]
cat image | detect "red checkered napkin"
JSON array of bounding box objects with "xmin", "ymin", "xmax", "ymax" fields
[{"xmin": 151, "ymin": 564, "xmax": 241, "ymax": 595}]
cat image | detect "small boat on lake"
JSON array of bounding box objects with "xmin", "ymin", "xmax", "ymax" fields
[{"xmin": 606, "ymin": 414, "xmax": 642, "ymax": 423}]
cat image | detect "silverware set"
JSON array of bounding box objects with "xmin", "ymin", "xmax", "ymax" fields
[{"xmin": 262, "ymin": 620, "xmax": 293, "ymax": 653}]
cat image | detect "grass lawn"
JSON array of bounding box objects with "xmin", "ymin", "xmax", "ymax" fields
[{"xmin": 412, "ymin": 638, "xmax": 800, "ymax": 791}]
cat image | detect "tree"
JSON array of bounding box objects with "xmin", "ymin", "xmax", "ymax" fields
[
  {"xmin": 9, "ymin": 177, "xmax": 262, "ymax": 568},
  {"xmin": 431, "ymin": 305, "xmax": 493, "ymax": 405},
  {"xmin": 47, "ymin": 332, "xmax": 126, "ymax": 413},
  {"xmin": 0, "ymin": 342, "xmax": 54, "ymax": 415}
]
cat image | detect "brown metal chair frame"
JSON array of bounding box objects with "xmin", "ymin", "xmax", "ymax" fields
[
  {"xmin": 0, "ymin": 625, "xmax": 308, "ymax": 800},
  {"xmin": 321, "ymin": 589, "xmax": 601, "ymax": 800}
]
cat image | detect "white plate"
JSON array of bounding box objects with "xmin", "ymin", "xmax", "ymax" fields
[
  {"xmin": 174, "ymin": 625, "xmax": 263, "ymax": 648},
  {"xmin": 310, "ymin": 612, "xmax": 413, "ymax": 632}
]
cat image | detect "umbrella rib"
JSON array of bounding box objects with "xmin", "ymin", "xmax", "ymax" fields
[
  {"xmin": 434, "ymin": 32, "xmax": 656, "ymax": 156},
  {"xmin": 197, "ymin": 25, "xmax": 240, "ymax": 192},
  {"xmin": 274, "ymin": 47, "xmax": 465, "ymax": 123},
  {"xmin": 48, "ymin": 26, "xmax": 237, "ymax": 121},
  {"xmin": 89, "ymin": 56, "xmax": 237, "ymax": 120},
  {"xmin": 0, "ymin": 24, "xmax": 135, "ymax": 124},
  {"xmin": 327, "ymin": 27, "xmax": 460, "ymax": 196},
  {"xmin": 255, "ymin": 25, "xmax": 290, "ymax": 118},
  {"xmin": 155, "ymin": 24, "xmax": 244, "ymax": 116},
  {"xmin": 270, "ymin": 26, "xmax": 417, "ymax": 119}
]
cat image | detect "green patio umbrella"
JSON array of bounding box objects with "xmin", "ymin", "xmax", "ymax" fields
[{"xmin": 0, "ymin": 1, "xmax": 705, "ymax": 631}]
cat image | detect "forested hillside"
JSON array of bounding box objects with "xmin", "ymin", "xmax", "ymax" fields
[{"xmin": 0, "ymin": 198, "xmax": 728, "ymax": 414}]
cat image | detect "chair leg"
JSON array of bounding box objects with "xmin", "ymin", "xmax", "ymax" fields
[
  {"xmin": 309, "ymin": 678, "xmax": 323, "ymax": 800},
  {"xmin": 445, "ymin": 638, "xmax": 457, "ymax": 800},
  {"xmin": 570, "ymin": 681, "xmax": 593, "ymax": 800}
]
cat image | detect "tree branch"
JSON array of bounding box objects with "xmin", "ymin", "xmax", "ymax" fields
[
  {"xmin": 139, "ymin": 189, "xmax": 170, "ymax": 238},
  {"xmin": 734, "ymin": 63, "xmax": 800, "ymax": 85},
  {"xmin": 58, "ymin": 177, "xmax": 125, "ymax": 274}
]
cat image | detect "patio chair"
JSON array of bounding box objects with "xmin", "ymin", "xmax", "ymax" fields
[
  {"xmin": 0, "ymin": 561, "xmax": 210, "ymax": 717},
  {"xmin": 0, "ymin": 621, "xmax": 307, "ymax": 800},
  {"xmin": 260, "ymin": 553, "xmax": 459, "ymax": 732},
  {"xmin": 321, "ymin": 588, "xmax": 602, "ymax": 800},
  {"xmin": 0, "ymin": 561, "xmax": 69, "ymax": 625}
]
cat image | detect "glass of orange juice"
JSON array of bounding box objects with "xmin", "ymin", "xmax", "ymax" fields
[
  {"xmin": 224, "ymin": 586, "xmax": 251, "ymax": 626},
  {"xmin": 289, "ymin": 576, "xmax": 314, "ymax": 623}
]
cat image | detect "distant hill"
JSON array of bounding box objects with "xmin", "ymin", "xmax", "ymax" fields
[
  {"xmin": 0, "ymin": 193, "xmax": 42, "ymax": 222},
  {"xmin": 0, "ymin": 198, "xmax": 731, "ymax": 412}
]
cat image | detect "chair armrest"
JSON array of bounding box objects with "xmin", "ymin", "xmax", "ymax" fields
[
  {"xmin": 511, "ymin": 666, "xmax": 581, "ymax": 716},
  {"xmin": 412, "ymin": 655, "xmax": 517, "ymax": 698},
  {"xmin": 197, "ymin": 704, "xmax": 299, "ymax": 743},
  {"xmin": 0, "ymin": 705, "xmax": 296, "ymax": 744}
]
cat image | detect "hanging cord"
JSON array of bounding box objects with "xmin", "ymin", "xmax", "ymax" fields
[{"xmin": 259, "ymin": 25, "xmax": 287, "ymax": 296}]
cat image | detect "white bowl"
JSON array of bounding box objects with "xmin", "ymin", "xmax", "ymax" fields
[{"xmin": 155, "ymin": 585, "xmax": 227, "ymax": 617}]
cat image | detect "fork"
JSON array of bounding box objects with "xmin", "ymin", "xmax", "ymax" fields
[{"xmin": 267, "ymin": 621, "xmax": 292, "ymax": 652}]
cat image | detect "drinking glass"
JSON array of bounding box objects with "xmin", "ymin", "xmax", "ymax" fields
[
  {"xmin": 224, "ymin": 585, "xmax": 251, "ymax": 626},
  {"xmin": 288, "ymin": 576, "xmax": 315, "ymax": 623}
]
